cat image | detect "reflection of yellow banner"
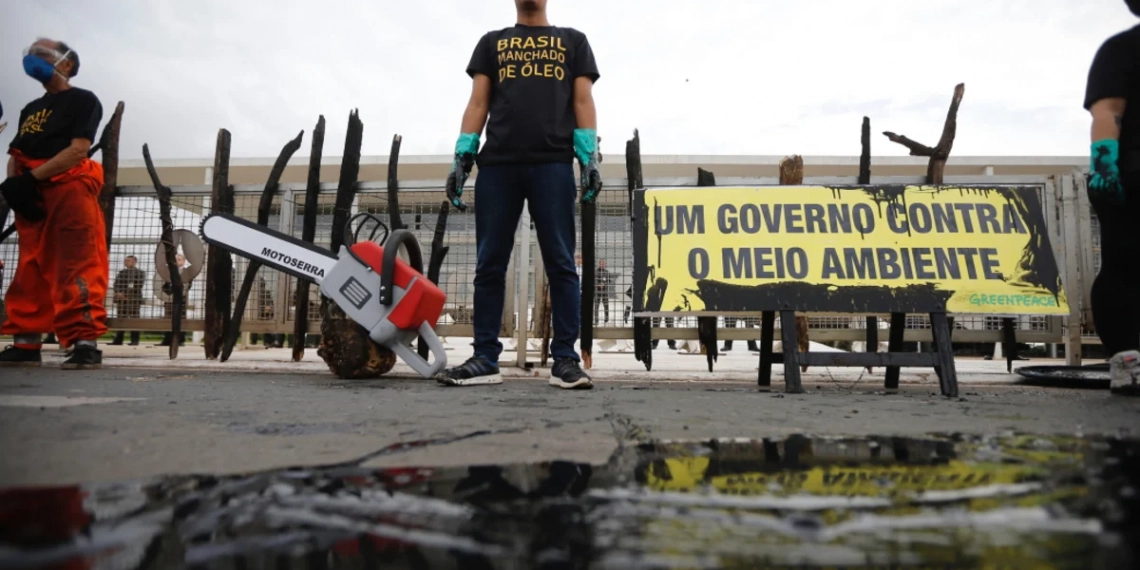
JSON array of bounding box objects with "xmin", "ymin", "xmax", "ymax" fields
[
  {"xmin": 635, "ymin": 185, "xmax": 1069, "ymax": 316},
  {"xmin": 645, "ymin": 457, "xmax": 1046, "ymax": 497}
]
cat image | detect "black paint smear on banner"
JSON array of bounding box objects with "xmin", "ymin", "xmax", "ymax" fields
[
  {"xmin": 692, "ymin": 280, "xmax": 954, "ymax": 314},
  {"xmin": 822, "ymin": 185, "xmax": 1061, "ymax": 303},
  {"xmin": 856, "ymin": 185, "xmax": 912, "ymax": 238}
]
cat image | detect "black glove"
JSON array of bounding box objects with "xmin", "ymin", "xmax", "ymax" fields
[{"xmin": 0, "ymin": 171, "xmax": 45, "ymax": 222}]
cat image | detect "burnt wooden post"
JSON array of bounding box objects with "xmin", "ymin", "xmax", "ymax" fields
[
  {"xmin": 882, "ymin": 83, "xmax": 965, "ymax": 397},
  {"xmin": 316, "ymin": 109, "xmax": 398, "ymax": 380},
  {"xmin": 95, "ymin": 101, "xmax": 125, "ymax": 250},
  {"xmin": 421, "ymin": 194, "xmax": 452, "ymax": 361},
  {"xmin": 387, "ymin": 134, "xmax": 405, "ymax": 231},
  {"xmin": 627, "ymin": 129, "xmax": 652, "ymax": 371},
  {"xmin": 142, "ymin": 144, "xmax": 183, "ymax": 360},
  {"xmin": 329, "ymin": 110, "xmax": 363, "ymax": 256},
  {"xmin": 860, "ymin": 116, "xmax": 880, "ymax": 373},
  {"xmin": 757, "ymin": 311, "xmax": 776, "ymax": 390},
  {"xmin": 292, "ymin": 115, "xmax": 325, "ymax": 362},
  {"xmin": 204, "ymin": 129, "xmax": 234, "ymax": 359},
  {"xmin": 1001, "ymin": 317, "xmax": 1020, "ymax": 373},
  {"xmin": 696, "ymin": 167, "xmax": 718, "ymax": 372},
  {"xmin": 783, "ymin": 156, "xmax": 811, "ymax": 373},
  {"xmin": 222, "ymin": 131, "xmax": 304, "ymax": 362}
]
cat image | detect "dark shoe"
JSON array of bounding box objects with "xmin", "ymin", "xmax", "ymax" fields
[
  {"xmin": 0, "ymin": 345, "xmax": 42, "ymax": 367},
  {"xmin": 549, "ymin": 358, "xmax": 593, "ymax": 390},
  {"xmin": 61, "ymin": 345, "xmax": 102, "ymax": 370},
  {"xmin": 436, "ymin": 355, "xmax": 503, "ymax": 387}
]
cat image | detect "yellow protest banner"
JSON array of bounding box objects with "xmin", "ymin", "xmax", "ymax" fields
[{"xmin": 631, "ymin": 185, "xmax": 1069, "ymax": 316}]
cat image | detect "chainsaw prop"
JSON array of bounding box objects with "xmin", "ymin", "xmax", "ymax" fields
[{"xmin": 199, "ymin": 211, "xmax": 448, "ymax": 379}]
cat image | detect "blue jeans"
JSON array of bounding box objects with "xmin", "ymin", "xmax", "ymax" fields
[{"xmin": 472, "ymin": 162, "xmax": 580, "ymax": 365}]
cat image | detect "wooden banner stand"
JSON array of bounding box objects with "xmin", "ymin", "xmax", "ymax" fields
[{"xmin": 757, "ymin": 310, "xmax": 957, "ymax": 397}]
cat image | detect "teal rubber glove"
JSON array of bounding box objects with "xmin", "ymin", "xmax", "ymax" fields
[
  {"xmin": 1088, "ymin": 138, "xmax": 1125, "ymax": 205},
  {"xmin": 574, "ymin": 128, "xmax": 602, "ymax": 204},
  {"xmin": 446, "ymin": 133, "xmax": 479, "ymax": 211}
]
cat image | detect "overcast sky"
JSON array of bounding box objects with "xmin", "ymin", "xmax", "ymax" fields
[{"xmin": 0, "ymin": 0, "xmax": 1134, "ymax": 161}]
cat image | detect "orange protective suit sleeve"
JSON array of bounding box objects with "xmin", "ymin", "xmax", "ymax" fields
[{"xmin": 1, "ymin": 150, "xmax": 108, "ymax": 348}]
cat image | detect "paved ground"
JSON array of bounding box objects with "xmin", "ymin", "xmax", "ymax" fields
[{"xmin": 1, "ymin": 341, "xmax": 1137, "ymax": 488}]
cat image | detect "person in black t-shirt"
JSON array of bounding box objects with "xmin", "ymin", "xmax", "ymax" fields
[
  {"xmin": 436, "ymin": 0, "xmax": 600, "ymax": 390},
  {"xmin": 1083, "ymin": 1, "xmax": 1140, "ymax": 396},
  {"xmin": 0, "ymin": 38, "xmax": 108, "ymax": 370}
]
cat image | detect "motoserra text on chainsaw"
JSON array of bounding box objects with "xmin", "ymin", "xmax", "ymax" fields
[{"xmin": 260, "ymin": 246, "xmax": 327, "ymax": 279}]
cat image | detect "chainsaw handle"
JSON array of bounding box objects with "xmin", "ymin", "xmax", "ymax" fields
[
  {"xmin": 390, "ymin": 322, "xmax": 448, "ymax": 378},
  {"xmin": 379, "ymin": 229, "xmax": 424, "ymax": 306}
]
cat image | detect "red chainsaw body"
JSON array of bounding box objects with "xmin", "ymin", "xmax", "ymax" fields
[{"xmin": 348, "ymin": 241, "xmax": 445, "ymax": 331}]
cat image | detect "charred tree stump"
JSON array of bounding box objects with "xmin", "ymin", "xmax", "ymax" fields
[
  {"xmin": 221, "ymin": 130, "xmax": 304, "ymax": 362},
  {"xmin": 204, "ymin": 130, "xmax": 234, "ymax": 360},
  {"xmin": 882, "ymin": 83, "xmax": 965, "ymax": 387},
  {"xmin": 143, "ymin": 144, "xmax": 183, "ymax": 360},
  {"xmin": 329, "ymin": 109, "xmax": 363, "ymax": 255},
  {"xmin": 696, "ymin": 167, "xmax": 719, "ymax": 372},
  {"xmin": 94, "ymin": 101, "xmax": 124, "ymax": 250},
  {"xmin": 779, "ymin": 156, "xmax": 811, "ymax": 373},
  {"xmin": 387, "ymin": 134, "xmax": 405, "ymax": 232},
  {"xmin": 317, "ymin": 109, "xmax": 396, "ymax": 378},
  {"xmin": 859, "ymin": 116, "xmax": 872, "ymax": 184},
  {"xmin": 420, "ymin": 198, "xmax": 451, "ymax": 360},
  {"xmin": 883, "ymin": 83, "xmax": 965, "ymax": 186},
  {"xmin": 860, "ymin": 116, "xmax": 879, "ymax": 373},
  {"xmin": 292, "ymin": 115, "xmax": 326, "ymax": 362},
  {"xmin": 628, "ymin": 130, "xmax": 652, "ymax": 371}
]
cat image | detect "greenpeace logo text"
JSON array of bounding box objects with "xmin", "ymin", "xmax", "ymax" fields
[{"xmin": 261, "ymin": 247, "xmax": 326, "ymax": 279}]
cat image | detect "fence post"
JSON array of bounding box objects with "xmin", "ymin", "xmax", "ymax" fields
[
  {"xmin": 1074, "ymin": 173, "xmax": 1096, "ymax": 339},
  {"xmin": 277, "ymin": 188, "xmax": 296, "ymax": 333},
  {"xmin": 1060, "ymin": 173, "xmax": 1084, "ymax": 365},
  {"xmin": 1043, "ymin": 176, "xmax": 1065, "ymax": 356},
  {"xmin": 503, "ymin": 235, "xmax": 517, "ymax": 339},
  {"xmin": 515, "ymin": 208, "xmax": 532, "ymax": 367}
]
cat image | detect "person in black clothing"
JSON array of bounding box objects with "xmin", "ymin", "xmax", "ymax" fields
[
  {"xmin": 110, "ymin": 255, "xmax": 144, "ymax": 345},
  {"xmin": 436, "ymin": 0, "xmax": 601, "ymax": 390},
  {"xmin": 594, "ymin": 258, "xmax": 613, "ymax": 325},
  {"xmin": 1084, "ymin": 0, "xmax": 1140, "ymax": 396}
]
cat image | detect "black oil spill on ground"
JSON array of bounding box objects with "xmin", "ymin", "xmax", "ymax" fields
[{"xmin": 2, "ymin": 433, "xmax": 1137, "ymax": 569}]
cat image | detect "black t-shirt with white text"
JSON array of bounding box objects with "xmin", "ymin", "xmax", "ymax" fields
[
  {"xmin": 1085, "ymin": 24, "xmax": 1140, "ymax": 154},
  {"xmin": 9, "ymin": 87, "xmax": 103, "ymax": 160},
  {"xmin": 466, "ymin": 24, "xmax": 600, "ymax": 166}
]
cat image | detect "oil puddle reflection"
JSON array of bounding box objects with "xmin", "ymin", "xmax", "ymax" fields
[{"xmin": 0, "ymin": 433, "xmax": 1137, "ymax": 569}]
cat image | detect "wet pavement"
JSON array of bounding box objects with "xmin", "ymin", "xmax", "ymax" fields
[
  {"xmin": 1, "ymin": 432, "xmax": 1137, "ymax": 569},
  {"xmin": 3, "ymin": 362, "xmax": 1140, "ymax": 568}
]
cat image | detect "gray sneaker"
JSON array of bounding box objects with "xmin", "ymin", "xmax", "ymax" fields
[
  {"xmin": 1109, "ymin": 350, "xmax": 1140, "ymax": 396},
  {"xmin": 550, "ymin": 358, "xmax": 593, "ymax": 390},
  {"xmin": 435, "ymin": 356, "xmax": 503, "ymax": 387}
]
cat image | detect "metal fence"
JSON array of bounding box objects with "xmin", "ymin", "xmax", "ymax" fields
[{"xmin": 0, "ymin": 170, "xmax": 1102, "ymax": 365}]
